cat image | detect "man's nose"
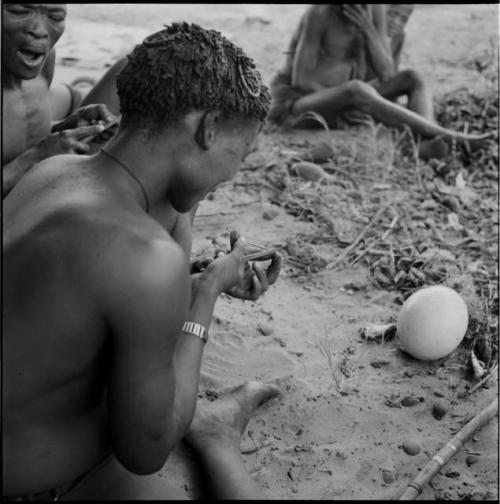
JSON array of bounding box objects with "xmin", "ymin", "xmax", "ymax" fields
[{"xmin": 28, "ymin": 15, "xmax": 49, "ymax": 39}]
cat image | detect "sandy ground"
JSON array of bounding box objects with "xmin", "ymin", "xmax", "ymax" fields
[{"xmin": 55, "ymin": 4, "xmax": 498, "ymax": 500}]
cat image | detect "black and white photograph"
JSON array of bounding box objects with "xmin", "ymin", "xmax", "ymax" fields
[{"xmin": 2, "ymin": 3, "xmax": 498, "ymax": 500}]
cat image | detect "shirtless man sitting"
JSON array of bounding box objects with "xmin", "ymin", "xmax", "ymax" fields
[
  {"xmin": 268, "ymin": 4, "xmax": 491, "ymax": 157},
  {"xmin": 2, "ymin": 3, "xmax": 118, "ymax": 198},
  {"xmin": 3, "ymin": 22, "xmax": 283, "ymax": 500}
]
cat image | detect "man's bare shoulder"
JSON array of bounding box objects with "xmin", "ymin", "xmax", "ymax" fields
[
  {"xmin": 303, "ymin": 4, "xmax": 331, "ymax": 24},
  {"xmin": 71, "ymin": 205, "xmax": 189, "ymax": 313},
  {"xmin": 297, "ymin": 4, "xmax": 331, "ymax": 37},
  {"xmin": 77, "ymin": 203, "xmax": 187, "ymax": 276}
]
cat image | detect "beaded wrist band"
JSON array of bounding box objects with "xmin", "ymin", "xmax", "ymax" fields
[{"xmin": 182, "ymin": 321, "xmax": 208, "ymax": 344}]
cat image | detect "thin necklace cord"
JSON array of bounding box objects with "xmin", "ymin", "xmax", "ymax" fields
[{"xmin": 100, "ymin": 148, "xmax": 150, "ymax": 213}]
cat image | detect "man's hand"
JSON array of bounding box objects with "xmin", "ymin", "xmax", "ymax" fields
[
  {"xmin": 201, "ymin": 231, "xmax": 282, "ymax": 301},
  {"xmin": 342, "ymin": 4, "xmax": 374, "ymax": 35},
  {"xmin": 51, "ymin": 104, "xmax": 118, "ymax": 144},
  {"xmin": 52, "ymin": 103, "xmax": 115, "ymax": 130},
  {"xmin": 35, "ymin": 125, "xmax": 108, "ymax": 159}
]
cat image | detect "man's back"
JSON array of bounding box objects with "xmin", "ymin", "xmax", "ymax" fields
[{"xmin": 2, "ymin": 155, "xmax": 170, "ymax": 495}]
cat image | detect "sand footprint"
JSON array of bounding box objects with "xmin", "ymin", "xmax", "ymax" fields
[{"xmin": 200, "ymin": 328, "xmax": 296, "ymax": 390}]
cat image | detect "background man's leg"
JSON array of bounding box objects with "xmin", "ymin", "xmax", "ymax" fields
[{"xmin": 374, "ymin": 70, "xmax": 434, "ymax": 120}]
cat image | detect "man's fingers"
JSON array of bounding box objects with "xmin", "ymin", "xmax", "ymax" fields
[
  {"xmin": 51, "ymin": 115, "xmax": 77, "ymax": 133},
  {"xmin": 66, "ymin": 124, "xmax": 106, "ymax": 140},
  {"xmin": 252, "ymin": 262, "xmax": 269, "ymax": 292},
  {"xmin": 77, "ymin": 103, "xmax": 115, "ymax": 124},
  {"xmin": 230, "ymin": 230, "xmax": 241, "ymax": 249},
  {"xmin": 266, "ymin": 252, "xmax": 283, "ymax": 285},
  {"xmin": 243, "ymin": 249, "xmax": 276, "ymax": 261},
  {"xmin": 95, "ymin": 104, "xmax": 115, "ymax": 124},
  {"xmin": 89, "ymin": 123, "xmax": 119, "ymax": 145},
  {"xmin": 230, "ymin": 235, "xmax": 248, "ymax": 260},
  {"xmin": 250, "ymin": 274, "xmax": 263, "ymax": 300}
]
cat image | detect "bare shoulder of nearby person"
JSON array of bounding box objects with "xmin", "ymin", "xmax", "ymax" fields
[{"xmin": 302, "ymin": 3, "xmax": 330, "ymax": 28}]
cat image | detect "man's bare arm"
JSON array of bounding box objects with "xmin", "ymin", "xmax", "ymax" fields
[
  {"xmin": 343, "ymin": 4, "xmax": 394, "ymax": 82},
  {"xmin": 96, "ymin": 238, "xmax": 194, "ymax": 475},
  {"xmin": 369, "ymin": 4, "xmax": 394, "ymax": 78},
  {"xmin": 79, "ymin": 57, "xmax": 129, "ymax": 116},
  {"xmin": 94, "ymin": 230, "xmax": 281, "ymax": 475},
  {"xmin": 291, "ymin": 7, "xmax": 326, "ymax": 93}
]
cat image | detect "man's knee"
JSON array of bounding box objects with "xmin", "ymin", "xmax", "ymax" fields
[
  {"xmin": 398, "ymin": 69, "xmax": 427, "ymax": 91},
  {"xmin": 344, "ymin": 80, "xmax": 378, "ymax": 108}
]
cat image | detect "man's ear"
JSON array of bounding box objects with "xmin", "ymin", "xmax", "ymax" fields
[{"xmin": 195, "ymin": 110, "xmax": 220, "ymax": 150}]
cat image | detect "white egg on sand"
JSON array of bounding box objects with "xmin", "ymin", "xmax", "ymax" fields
[{"xmin": 397, "ymin": 285, "xmax": 468, "ymax": 361}]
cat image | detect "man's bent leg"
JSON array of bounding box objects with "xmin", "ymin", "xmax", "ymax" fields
[
  {"xmin": 292, "ymin": 82, "xmax": 358, "ymax": 127},
  {"xmin": 374, "ymin": 69, "xmax": 434, "ymax": 120},
  {"xmin": 294, "ymin": 80, "xmax": 492, "ymax": 147}
]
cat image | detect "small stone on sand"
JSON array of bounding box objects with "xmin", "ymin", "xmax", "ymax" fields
[
  {"xmin": 382, "ymin": 469, "xmax": 395, "ymax": 484},
  {"xmin": 262, "ymin": 208, "xmax": 279, "ymax": 220},
  {"xmin": 402, "ymin": 440, "xmax": 421, "ymax": 456},
  {"xmin": 290, "ymin": 161, "xmax": 328, "ymax": 182},
  {"xmin": 432, "ymin": 401, "xmax": 449, "ymax": 420},
  {"xmin": 401, "ymin": 396, "xmax": 419, "ymax": 407},
  {"xmin": 466, "ymin": 455, "xmax": 479, "ymax": 466},
  {"xmin": 257, "ymin": 323, "xmax": 274, "ymax": 336}
]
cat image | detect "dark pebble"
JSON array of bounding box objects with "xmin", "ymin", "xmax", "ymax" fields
[
  {"xmin": 401, "ymin": 396, "xmax": 419, "ymax": 407},
  {"xmin": 432, "ymin": 401, "xmax": 449, "ymax": 420},
  {"xmin": 466, "ymin": 455, "xmax": 479, "ymax": 466},
  {"xmin": 382, "ymin": 469, "xmax": 395, "ymax": 484}
]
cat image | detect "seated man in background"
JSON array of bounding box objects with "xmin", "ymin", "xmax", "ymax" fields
[
  {"xmin": 3, "ymin": 22, "xmax": 283, "ymax": 500},
  {"xmin": 268, "ymin": 4, "xmax": 491, "ymax": 158},
  {"xmin": 2, "ymin": 3, "xmax": 118, "ymax": 198}
]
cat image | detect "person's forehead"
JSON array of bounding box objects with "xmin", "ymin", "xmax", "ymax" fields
[
  {"xmin": 10, "ymin": 3, "xmax": 67, "ymax": 11},
  {"xmin": 388, "ymin": 4, "xmax": 414, "ymax": 16}
]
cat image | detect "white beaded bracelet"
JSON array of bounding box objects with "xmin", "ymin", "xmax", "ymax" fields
[{"xmin": 182, "ymin": 321, "xmax": 208, "ymax": 344}]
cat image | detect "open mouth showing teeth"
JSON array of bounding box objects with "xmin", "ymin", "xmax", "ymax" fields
[{"xmin": 18, "ymin": 49, "xmax": 45, "ymax": 68}]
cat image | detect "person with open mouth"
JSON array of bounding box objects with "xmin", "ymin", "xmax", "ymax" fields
[{"xmin": 2, "ymin": 3, "xmax": 116, "ymax": 198}]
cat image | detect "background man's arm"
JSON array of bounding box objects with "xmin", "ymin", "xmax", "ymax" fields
[
  {"xmin": 391, "ymin": 32, "xmax": 405, "ymax": 71},
  {"xmin": 364, "ymin": 4, "xmax": 394, "ymax": 81},
  {"xmin": 79, "ymin": 56, "xmax": 129, "ymax": 116},
  {"xmin": 44, "ymin": 49, "xmax": 76, "ymax": 121},
  {"xmin": 291, "ymin": 8, "xmax": 326, "ymax": 93},
  {"xmin": 344, "ymin": 4, "xmax": 394, "ymax": 82}
]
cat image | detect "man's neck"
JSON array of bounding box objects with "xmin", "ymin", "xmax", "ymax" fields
[
  {"xmin": 2, "ymin": 70, "xmax": 25, "ymax": 91},
  {"xmin": 103, "ymin": 133, "xmax": 178, "ymax": 212}
]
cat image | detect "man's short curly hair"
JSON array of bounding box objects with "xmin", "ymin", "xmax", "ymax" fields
[{"xmin": 117, "ymin": 22, "xmax": 270, "ymax": 134}]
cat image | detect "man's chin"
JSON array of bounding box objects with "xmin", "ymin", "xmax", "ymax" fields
[{"xmin": 11, "ymin": 62, "xmax": 43, "ymax": 80}]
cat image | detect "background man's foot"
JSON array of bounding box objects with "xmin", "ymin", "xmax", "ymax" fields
[
  {"xmin": 419, "ymin": 136, "xmax": 449, "ymax": 160},
  {"xmin": 419, "ymin": 132, "xmax": 493, "ymax": 160},
  {"xmin": 457, "ymin": 131, "xmax": 494, "ymax": 151}
]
